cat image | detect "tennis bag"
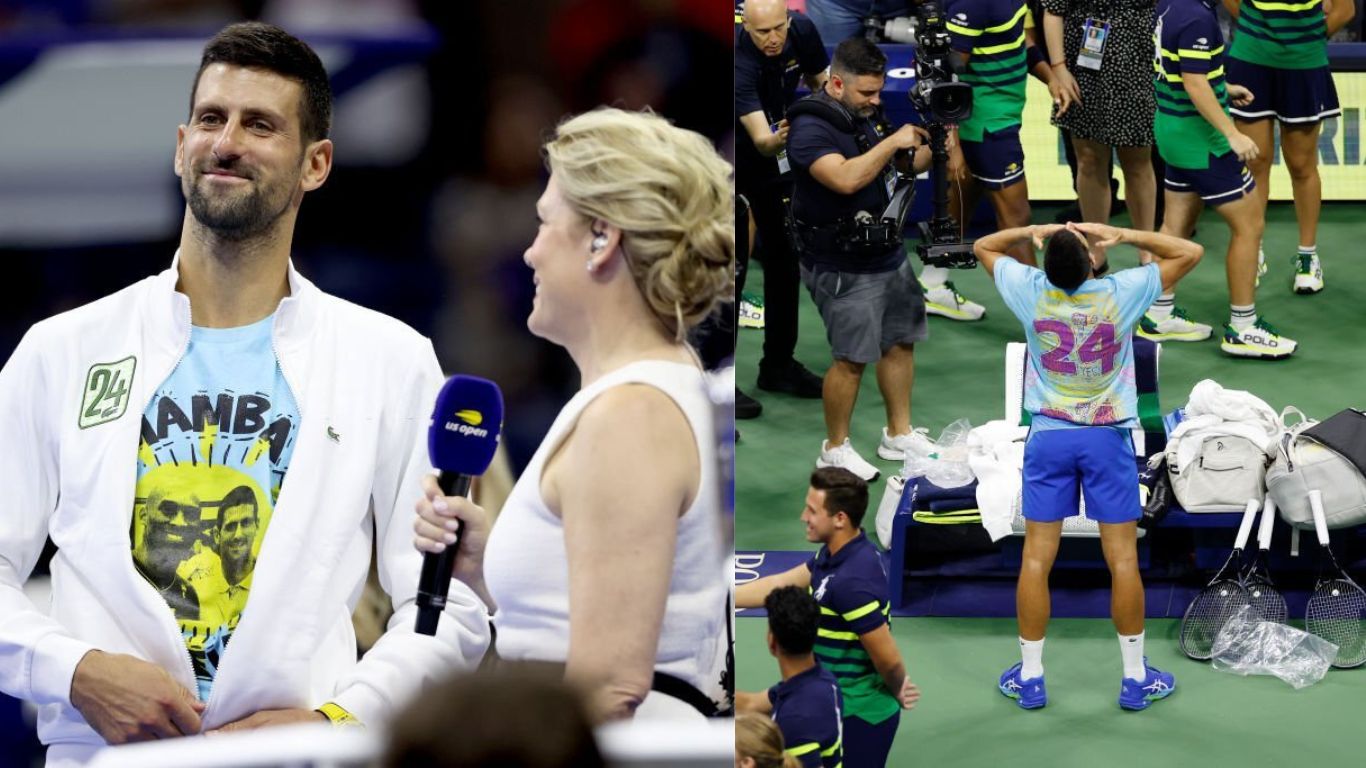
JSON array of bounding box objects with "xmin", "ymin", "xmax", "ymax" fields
[
  {"xmin": 1267, "ymin": 407, "xmax": 1366, "ymax": 530},
  {"xmin": 1165, "ymin": 429, "xmax": 1271, "ymax": 513}
]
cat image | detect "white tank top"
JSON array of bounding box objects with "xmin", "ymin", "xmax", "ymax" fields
[{"xmin": 483, "ymin": 360, "xmax": 729, "ymax": 707}]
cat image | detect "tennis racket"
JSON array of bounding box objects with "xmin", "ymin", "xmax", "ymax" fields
[
  {"xmin": 1179, "ymin": 499, "xmax": 1259, "ymax": 660},
  {"xmin": 1241, "ymin": 497, "xmax": 1287, "ymax": 624},
  {"xmin": 1305, "ymin": 489, "xmax": 1366, "ymax": 668}
]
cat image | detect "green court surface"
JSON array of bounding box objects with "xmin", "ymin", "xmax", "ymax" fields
[
  {"xmin": 735, "ymin": 203, "xmax": 1366, "ymax": 765},
  {"xmin": 736, "ymin": 616, "xmax": 1364, "ymax": 767}
]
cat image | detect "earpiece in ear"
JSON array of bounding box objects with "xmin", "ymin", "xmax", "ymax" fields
[{"xmin": 591, "ymin": 234, "xmax": 608, "ymax": 252}]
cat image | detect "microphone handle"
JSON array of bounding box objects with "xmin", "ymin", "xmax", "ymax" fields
[{"xmin": 415, "ymin": 471, "xmax": 474, "ymax": 635}]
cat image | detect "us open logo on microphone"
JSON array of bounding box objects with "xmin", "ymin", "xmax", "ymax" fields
[{"xmin": 446, "ymin": 409, "xmax": 489, "ymax": 438}]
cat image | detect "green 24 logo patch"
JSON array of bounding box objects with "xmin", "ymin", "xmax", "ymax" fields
[{"xmin": 79, "ymin": 356, "xmax": 136, "ymax": 429}]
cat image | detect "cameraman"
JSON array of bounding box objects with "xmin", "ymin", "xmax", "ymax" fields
[
  {"xmin": 736, "ymin": 0, "xmax": 831, "ymax": 414},
  {"xmin": 788, "ymin": 37, "xmax": 933, "ymax": 483}
]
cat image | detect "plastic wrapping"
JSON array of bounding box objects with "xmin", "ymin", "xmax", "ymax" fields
[
  {"xmin": 905, "ymin": 418, "xmax": 976, "ymax": 487},
  {"xmin": 1210, "ymin": 606, "xmax": 1338, "ymax": 689}
]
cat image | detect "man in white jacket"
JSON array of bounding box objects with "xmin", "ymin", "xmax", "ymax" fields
[{"xmin": 0, "ymin": 22, "xmax": 488, "ymax": 764}]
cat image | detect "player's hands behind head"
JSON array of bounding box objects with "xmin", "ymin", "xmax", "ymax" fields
[
  {"xmin": 1029, "ymin": 223, "xmax": 1065, "ymax": 251},
  {"xmin": 1067, "ymin": 221, "xmax": 1125, "ymax": 250}
]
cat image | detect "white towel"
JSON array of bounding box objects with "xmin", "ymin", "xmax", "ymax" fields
[{"xmin": 967, "ymin": 420, "xmax": 1028, "ymax": 542}]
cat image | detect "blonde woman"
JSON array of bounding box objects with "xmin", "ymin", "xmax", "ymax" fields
[
  {"xmin": 414, "ymin": 108, "xmax": 734, "ymax": 722},
  {"xmin": 736, "ymin": 713, "xmax": 800, "ymax": 768}
]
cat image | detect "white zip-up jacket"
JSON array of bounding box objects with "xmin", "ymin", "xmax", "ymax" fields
[{"xmin": 0, "ymin": 258, "xmax": 490, "ymax": 763}]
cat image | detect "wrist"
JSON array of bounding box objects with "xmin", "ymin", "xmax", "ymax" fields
[{"xmin": 1050, "ymin": 62, "xmax": 1067, "ymax": 69}]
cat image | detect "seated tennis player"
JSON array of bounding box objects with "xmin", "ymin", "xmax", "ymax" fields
[{"xmin": 973, "ymin": 221, "xmax": 1201, "ymax": 710}]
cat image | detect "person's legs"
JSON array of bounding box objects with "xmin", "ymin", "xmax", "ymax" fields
[
  {"xmin": 842, "ymin": 712, "xmax": 900, "ymax": 768},
  {"xmin": 1098, "ymin": 521, "xmax": 1144, "ymax": 637},
  {"xmin": 1216, "ymin": 193, "xmax": 1265, "ymax": 309},
  {"xmin": 1282, "ymin": 121, "xmax": 1325, "ymax": 292},
  {"xmin": 823, "ymin": 358, "xmax": 864, "ymax": 446},
  {"xmin": 803, "ymin": 264, "xmax": 884, "ymax": 479},
  {"xmin": 751, "ymin": 187, "xmax": 822, "ymax": 396},
  {"xmin": 986, "ymin": 180, "xmax": 1035, "ymax": 266},
  {"xmin": 1072, "ymin": 136, "xmax": 1114, "ymax": 226},
  {"xmin": 1018, "ymin": 520, "xmax": 1063, "ymax": 642},
  {"xmin": 1116, "ymin": 145, "xmax": 1156, "ymax": 261},
  {"xmin": 1158, "ymin": 188, "xmax": 1202, "ymax": 241},
  {"xmin": 875, "ymin": 343, "xmax": 913, "ymax": 438}
]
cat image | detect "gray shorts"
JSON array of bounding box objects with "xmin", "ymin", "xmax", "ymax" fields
[{"xmin": 801, "ymin": 259, "xmax": 929, "ymax": 365}]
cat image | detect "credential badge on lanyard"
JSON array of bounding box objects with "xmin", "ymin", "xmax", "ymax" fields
[
  {"xmin": 1077, "ymin": 18, "xmax": 1111, "ymax": 71},
  {"xmin": 771, "ymin": 119, "xmax": 792, "ymax": 175}
]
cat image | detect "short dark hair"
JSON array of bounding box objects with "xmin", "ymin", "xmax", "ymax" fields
[
  {"xmin": 191, "ymin": 22, "xmax": 332, "ymax": 143},
  {"xmin": 810, "ymin": 467, "xmax": 869, "ymax": 528},
  {"xmin": 1044, "ymin": 229, "xmax": 1092, "ymax": 293},
  {"xmin": 831, "ymin": 37, "xmax": 887, "ymax": 79},
  {"xmin": 765, "ymin": 586, "xmax": 819, "ymax": 655},
  {"xmin": 218, "ymin": 485, "xmax": 257, "ymax": 529},
  {"xmin": 382, "ymin": 664, "xmax": 604, "ymax": 768}
]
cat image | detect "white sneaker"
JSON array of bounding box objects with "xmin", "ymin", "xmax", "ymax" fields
[
  {"xmin": 817, "ymin": 438, "xmax": 880, "ymax": 482},
  {"xmin": 877, "ymin": 426, "xmax": 934, "ymax": 461},
  {"xmin": 921, "ymin": 280, "xmax": 986, "ymax": 321},
  {"xmin": 1221, "ymin": 318, "xmax": 1297, "ymax": 359},
  {"xmin": 1136, "ymin": 307, "xmax": 1213, "ymax": 342},
  {"xmin": 1293, "ymin": 252, "xmax": 1323, "ymax": 294},
  {"xmin": 738, "ymin": 293, "xmax": 765, "ymax": 329}
]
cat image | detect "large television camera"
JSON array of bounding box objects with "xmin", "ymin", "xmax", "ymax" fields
[{"xmin": 865, "ymin": 1, "xmax": 978, "ymax": 268}]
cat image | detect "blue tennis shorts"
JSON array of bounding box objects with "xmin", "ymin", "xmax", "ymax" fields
[
  {"xmin": 960, "ymin": 124, "xmax": 1026, "ymax": 190},
  {"xmin": 1227, "ymin": 58, "xmax": 1341, "ymax": 124},
  {"xmin": 1163, "ymin": 149, "xmax": 1254, "ymax": 207},
  {"xmin": 1022, "ymin": 427, "xmax": 1141, "ymax": 524}
]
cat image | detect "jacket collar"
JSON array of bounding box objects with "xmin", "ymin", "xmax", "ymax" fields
[{"xmin": 147, "ymin": 250, "xmax": 319, "ymax": 356}]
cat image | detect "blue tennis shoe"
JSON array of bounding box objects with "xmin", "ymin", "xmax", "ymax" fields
[
  {"xmin": 1119, "ymin": 659, "xmax": 1176, "ymax": 711},
  {"xmin": 999, "ymin": 662, "xmax": 1046, "ymax": 709}
]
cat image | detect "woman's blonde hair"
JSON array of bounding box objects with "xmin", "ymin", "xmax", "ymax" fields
[
  {"xmin": 735, "ymin": 713, "xmax": 800, "ymax": 768},
  {"xmin": 544, "ymin": 107, "xmax": 735, "ymax": 341}
]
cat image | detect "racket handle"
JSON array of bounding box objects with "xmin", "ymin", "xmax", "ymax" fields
[
  {"xmin": 1258, "ymin": 497, "xmax": 1276, "ymax": 552},
  {"xmin": 1234, "ymin": 498, "xmax": 1259, "ymax": 551},
  {"xmin": 1309, "ymin": 490, "xmax": 1329, "ymax": 547}
]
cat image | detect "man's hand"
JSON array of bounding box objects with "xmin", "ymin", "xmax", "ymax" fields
[
  {"xmin": 1030, "ymin": 223, "xmax": 1066, "ymax": 250},
  {"xmin": 770, "ymin": 119, "xmax": 790, "ymax": 151},
  {"xmin": 1227, "ymin": 84, "xmax": 1255, "ymax": 108},
  {"xmin": 891, "ymin": 123, "xmax": 930, "ymax": 151},
  {"xmin": 70, "ymin": 650, "xmax": 205, "ymax": 744},
  {"xmin": 1226, "ymin": 130, "xmax": 1259, "ymax": 162},
  {"xmin": 1067, "ymin": 220, "xmax": 1125, "ymax": 250},
  {"xmin": 899, "ymin": 678, "xmax": 921, "ymax": 709},
  {"xmin": 208, "ymin": 709, "xmax": 327, "ymax": 734}
]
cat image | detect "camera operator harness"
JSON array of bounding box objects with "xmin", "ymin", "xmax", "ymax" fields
[{"xmin": 785, "ymin": 92, "xmax": 917, "ymax": 259}]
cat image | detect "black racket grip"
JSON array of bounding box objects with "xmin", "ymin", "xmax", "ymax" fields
[{"xmin": 415, "ymin": 472, "xmax": 474, "ymax": 635}]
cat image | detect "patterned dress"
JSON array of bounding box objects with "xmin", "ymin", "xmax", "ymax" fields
[{"xmin": 1041, "ymin": 0, "xmax": 1158, "ymax": 146}]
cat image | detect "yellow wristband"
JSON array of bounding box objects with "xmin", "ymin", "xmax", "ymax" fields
[{"xmin": 316, "ymin": 702, "xmax": 362, "ymax": 727}]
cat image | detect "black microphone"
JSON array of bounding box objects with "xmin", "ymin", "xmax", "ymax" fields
[{"xmin": 415, "ymin": 375, "xmax": 504, "ymax": 636}]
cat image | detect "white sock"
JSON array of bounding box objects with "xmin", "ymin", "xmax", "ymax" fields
[
  {"xmin": 1119, "ymin": 632, "xmax": 1146, "ymax": 681},
  {"xmin": 1298, "ymin": 244, "xmax": 1317, "ymax": 257},
  {"xmin": 1019, "ymin": 637, "xmax": 1045, "ymax": 679},
  {"xmin": 1230, "ymin": 304, "xmax": 1256, "ymax": 331},
  {"xmin": 921, "ymin": 265, "xmax": 949, "ymax": 287},
  {"xmin": 1148, "ymin": 293, "xmax": 1175, "ymax": 320}
]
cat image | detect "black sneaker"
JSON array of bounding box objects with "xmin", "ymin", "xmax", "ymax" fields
[
  {"xmin": 756, "ymin": 360, "xmax": 824, "ymax": 399},
  {"xmin": 736, "ymin": 388, "xmax": 763, "ymax": 420}
]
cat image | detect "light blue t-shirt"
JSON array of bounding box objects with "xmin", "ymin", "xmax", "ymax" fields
[
  {"xmin": 131, "ymin": 314, "xmax": 299, "ymax": 701},
  {"xmin": 994, "ymin": 259, "xmax": 1162, "ymax": 431}
]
